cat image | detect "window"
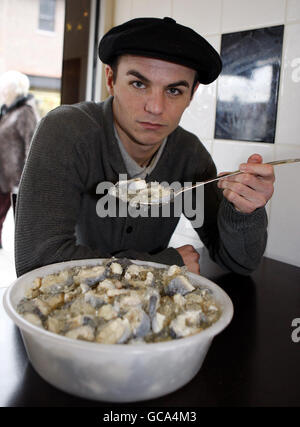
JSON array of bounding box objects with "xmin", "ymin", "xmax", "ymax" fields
[
  {"xmin": 39, "ymin": 0, "xmax": 56, "ymax": 32},
  {"xmin": 0, "ymin": 0, "xmax": 65, "ymax": 118}
]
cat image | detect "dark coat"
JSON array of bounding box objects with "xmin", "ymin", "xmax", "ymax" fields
[{"xmin": 0, "ymin": 96, "xmax": 38, "ymax": 193}]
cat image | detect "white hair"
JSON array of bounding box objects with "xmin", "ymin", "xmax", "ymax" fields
[{"xmin": 0, "ymin": 70, "xmax": 30, "ymax": 107}]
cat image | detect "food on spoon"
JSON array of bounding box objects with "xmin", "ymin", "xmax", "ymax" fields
[
  {"xmin": 109, "ymin": 178, "xmax": 172, "ymax": 206},
  {"xmin": 17, "ymin": 259, "xmax": 221, "ymax": 344}
]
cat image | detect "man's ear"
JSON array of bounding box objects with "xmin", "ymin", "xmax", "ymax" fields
[{"xmin": 105, "ymin": 65, "xmax": 114, "ymax": 96}]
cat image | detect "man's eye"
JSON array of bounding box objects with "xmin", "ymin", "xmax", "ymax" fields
[
  {"xmin": 167, "ymin": 87, "xmax": 182, "ymax": 96},
  {"xmin": 131, "ymin": 81, "xmax": 146, "ymax": 89}
]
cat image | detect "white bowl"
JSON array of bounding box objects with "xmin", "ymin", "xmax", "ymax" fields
[{"xmin": 3, "ymin": 258, "xmax": 233, "ymax": 402}]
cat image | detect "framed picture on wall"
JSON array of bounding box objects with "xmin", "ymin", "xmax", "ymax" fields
[{"xmin": 215, "ymin": 25, "xmax": 284, "ymax": 143}]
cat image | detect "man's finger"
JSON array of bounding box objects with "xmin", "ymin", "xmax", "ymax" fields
[
  {"xmin": 217, "ymin": 171, "xmax": 231, "ymax": 177},
  {"xmin": 247, "ymin": 153, "xmax": 263, "ymax": 164},
  {"xmin": 222, "ymin": 189, "xmax": 258, "ymax": 214},
  {"xmin": 220, "ymin": 180, "xmax": 267, "ymax": 207},
  {"xmin": 218, "ymin": 172, "xmax": 272, "ymax": 193},
  {"xmin": 239, "ymin": 162, "xmax": 274, "ymax": 178}
]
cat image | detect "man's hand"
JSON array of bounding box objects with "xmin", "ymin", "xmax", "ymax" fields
[
  {"xmin": 176, "ymin": 244, "xmax": 200, "ymax": 275},
  {"xmin": 217, "ymin": 154, "xmax": 275, "ymax": 214}
]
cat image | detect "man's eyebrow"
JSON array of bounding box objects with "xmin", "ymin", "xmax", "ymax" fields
[
  {"xmin": 126, "ymin": 70, "xmax": 190, "ymax": 89},
  {"xmin": 126, "ymin": 70, "xmax": 150, "ymax": 83},
  {"xmin": 166, "ymin": 80, "xmax": 190, "ymax": 88}
]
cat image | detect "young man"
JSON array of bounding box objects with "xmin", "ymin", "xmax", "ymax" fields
[{"xmin": 15, "ymin": 17, "xmax": 274, "ymax": 277}]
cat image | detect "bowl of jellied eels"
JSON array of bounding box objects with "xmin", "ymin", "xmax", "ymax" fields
[{"xmin": 4, "ymin": 258, "xmax": 233, "ymax": 402}]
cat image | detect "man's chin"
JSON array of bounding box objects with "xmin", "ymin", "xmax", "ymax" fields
[
  {"xmin": 131, "ymin": 131, "xmax": 167, "ymax": 147},
  {"xmin": 133, "ymin": 138, "xmax": 165, "ymax": 148}
]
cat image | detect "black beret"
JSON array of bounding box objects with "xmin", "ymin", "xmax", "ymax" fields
[{"xmin": 98, "ymin": 17, "xmax": 222, "ymax": 85}]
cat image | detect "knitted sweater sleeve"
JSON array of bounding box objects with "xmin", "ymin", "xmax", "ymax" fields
[{"xmin": 193, "ymin": 153, "xmax": 268, "ymax": 275}]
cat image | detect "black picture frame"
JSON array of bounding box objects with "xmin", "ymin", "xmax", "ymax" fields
[{"xmin": 215, "ymin": 25, "xmax": 284, "ymax": 143}]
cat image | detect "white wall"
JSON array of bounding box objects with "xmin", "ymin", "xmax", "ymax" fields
[{"xmin": 112, "ymin": 0, "xmax": 300, "ymax": 267}]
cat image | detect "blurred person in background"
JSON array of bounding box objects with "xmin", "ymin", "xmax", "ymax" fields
[{"xmin": 0, "ymin": 70, "xmax": 39, "ymax": 249}]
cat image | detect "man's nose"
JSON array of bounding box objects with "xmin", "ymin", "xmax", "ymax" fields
[{"xmin": 144, "ymin": 90, "xmax": 164, "ymax": 115}]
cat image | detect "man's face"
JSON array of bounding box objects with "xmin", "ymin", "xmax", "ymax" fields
[{"xmin": 105, "ymin": 55, "xmax": 198, "ymax": 149}]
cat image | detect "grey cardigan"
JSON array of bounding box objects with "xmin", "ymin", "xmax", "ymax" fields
[{"xmin": 15, "ymin": 96, "xmax": 268, "ymax": 277}]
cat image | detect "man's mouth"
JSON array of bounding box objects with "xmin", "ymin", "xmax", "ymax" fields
[{"xmin": 138, "ymin": 121, "xmax": 166, "ymax": 130}]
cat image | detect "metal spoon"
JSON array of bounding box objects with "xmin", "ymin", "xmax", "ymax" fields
[{"xmin": 111, "ymin": 158, "xmax": 300, "ymax": 206}]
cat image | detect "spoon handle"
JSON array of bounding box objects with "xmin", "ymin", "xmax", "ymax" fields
[
  {"xmin": 266, "ymin": 158, "xmax": 300, "ymax": 166},
  {"xmin": 177, "ymin": 158, "xmax": 300, "ymax": 194}
]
